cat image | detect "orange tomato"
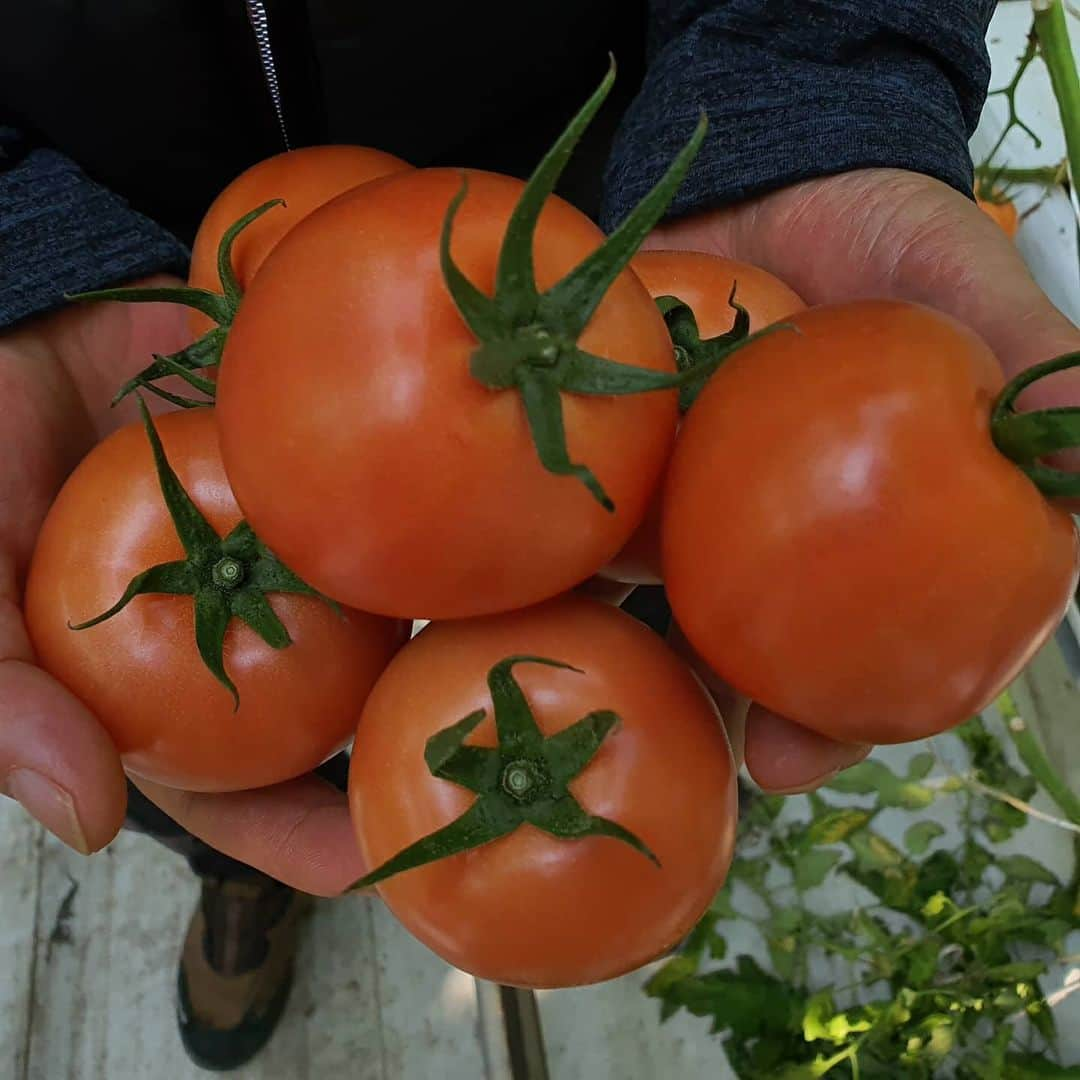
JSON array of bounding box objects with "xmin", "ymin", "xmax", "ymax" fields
[
  {"xmin": 348, "ymin": 593, "xmax": 737, "ymax": 988},
  {"xmin": 603, "ymin": 250, "xmax": 805, "ymax": 584},
  {"xmin": 976, "ymin": 193, "xmax": 1019, "ymax": 239},
  {"xmin": 664, "ymin": 300, "xmax": 1078, "ymax": 744},
  {"xmin": 188, "ymin": 145, "xmax": 411, "ymax": 336},
  {"xmin": 25, "ymin": 409, "xmax": 406, "ymax": 792},
  {"xmin": 216, "ymin": 168, "xmax": 679, "ymax": 619}
]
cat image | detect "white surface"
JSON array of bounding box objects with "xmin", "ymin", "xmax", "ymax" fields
[{"xmin": 0, "ymin": 801, "xmax": 504, "ymax": 1080}]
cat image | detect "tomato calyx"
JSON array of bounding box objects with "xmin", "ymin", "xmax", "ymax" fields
[
  {"xmin": 990, "ymin": 350, "xmax": 1080, "ymax": 496},
  {"xmin": 67, "ymin": 200, "xmax": 284, "ymax": 408},
  {"xmin": 68, "ymin": 400, "xmax": 334, "ymax": 707},
  {"xmin": 654, "ymin": 290, "xmax": 757, "ymax": 412},
  {"xmin": 350, "ymin": 655, "xmax": 659, "ymax": 891},
  {"xmin": 440, "ymin": 61, "xmax": 709, "ymax": 511}
]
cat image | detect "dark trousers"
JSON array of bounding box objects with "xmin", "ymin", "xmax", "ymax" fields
[{"xmin": 125, "ymin": 588, "xmax": 671, "ymax": 883}]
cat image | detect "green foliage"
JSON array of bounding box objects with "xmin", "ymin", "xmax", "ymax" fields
[{"xmin": 645, "ymin": 716, "xmax": 1080, "ymax": 1078}]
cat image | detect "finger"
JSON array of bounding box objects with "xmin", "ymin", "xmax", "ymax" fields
[
  {"xmin": 665, "ymin": 620, "xmax": 747, "ymax": 766},
  {"xmin": 744, "ymin": 704, "xmax": 871, "ymax": 794},
  {"xmin": 131, "ymin": 772, "xmax": 365, "ymax": 897},
  {"xmin": 0, "ymin": 658, "xmax": 127, "ymax": 853}
]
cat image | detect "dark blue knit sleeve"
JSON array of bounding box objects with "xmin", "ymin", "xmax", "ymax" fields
[
  {"xmin": 0, "ymin": 129, "xmax": 189, "ymax": 330},
  {"xmin": 601, "ymin": 0, "xmax": 997, "ymax": 229}
]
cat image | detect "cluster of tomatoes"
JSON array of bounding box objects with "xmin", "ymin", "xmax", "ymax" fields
[{"xmin": 24, "ymin": 73, "xmax": 1079, "ymax": 989}]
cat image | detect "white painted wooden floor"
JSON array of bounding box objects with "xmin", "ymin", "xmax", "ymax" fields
[{"xmin": 0, "ymin": 797, "xmax": 734, "ymax": 1080}]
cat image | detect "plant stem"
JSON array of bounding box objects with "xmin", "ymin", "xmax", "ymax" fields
[
  {"xmin": 1033, "ymin": 1, "xmax": 1080, "ymax": 194},
  {"xmin": 976, "ymin": 161, "xmax": 1067, "ymax": 184},
  {"xmin": 997, "ymin": 689, "xmax": 1080, "ymax": 826}
]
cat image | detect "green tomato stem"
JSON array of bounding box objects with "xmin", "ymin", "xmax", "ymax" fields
[
  {"xmin": 990, "ymin": 350, "xmax": 1080, "ymax": 496},
  {"xmin": 1033, "ymin": 1, "xmax": 1080, "ymax": 204},
  {"xmin": 997, "ymin": 689, "xmax": 1080, "ymax": 827}
]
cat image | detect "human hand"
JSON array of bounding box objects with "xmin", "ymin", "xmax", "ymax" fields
[
  {"xmin": 0, "ymin": 281, "xmax": 366, "ymax": 895},
  {"xmin": 647, "ymin": 167, "xmax": 1080, "ymax": 794}
]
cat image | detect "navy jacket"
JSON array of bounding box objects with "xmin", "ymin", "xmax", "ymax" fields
[{"xmin": 0, "ymin": 1, "xmax": 995, "ymax": 329}]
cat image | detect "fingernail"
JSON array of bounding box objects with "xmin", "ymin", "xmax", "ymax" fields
[{"xmin": 5, "ymin": 769, "xmax": 91, "ymax": 855}]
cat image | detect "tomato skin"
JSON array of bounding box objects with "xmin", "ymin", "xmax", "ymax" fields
[
  {"xmin": 25, "ymin": 409, "xmax": 407, "ymax": 792},
  {"xmin": 217, "ymin": 168, "xmax": 679, "ymax": 619},
  {"xmin": 348, "ymin": 594, "xmax": 736, "ymax": 988},
  {"xmin": 664, "ymin": 300, "xmax": 1079, "ymax": 745},
  {"xmin": 188, "ymin": 145, "xmax": 411, "ymax": 337},
  {"xmin": 602, "ymin": 250, "xmax": 805, "ymax": 584},
  {"xmin": 976, "ymin": 194, "xmax": 1019, "ymax": 239}
]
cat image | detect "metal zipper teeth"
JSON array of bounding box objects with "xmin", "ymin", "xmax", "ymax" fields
[{"xmin": 245, "ymin": 0, "xmax": 291, "ymax": 151}]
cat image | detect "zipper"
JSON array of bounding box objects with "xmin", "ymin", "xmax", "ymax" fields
[{"xmin": 244, "ymin": 0, "xmax": 291, "ymax": 150}]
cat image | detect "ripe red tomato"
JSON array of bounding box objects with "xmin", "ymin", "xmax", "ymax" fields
[
  {"xmin": 603, "ymin": 250, "xmax": 805, "ymax": 584},
  {"xmin": 348, "ymin": 593, "xmax": 736, "ymax": 988},
  {"xmin": 216, "ymin": 168, "xmax": 679, "ymax": 619},
  {"xmin": 25, "ymin": 409, "xmax": 407, "ymax": 792},
  {"xmin": 664, "ymin": 300, "xmax": 1078, "ymax": 744},
  {"xmin": 187, "ymin": 145, "xmax": 411, "ymax": 337}
]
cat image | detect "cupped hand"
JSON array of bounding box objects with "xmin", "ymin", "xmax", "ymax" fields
[
  {"xmin": 0, "ymin": 281, "xmax": 363, "ymax": 895},
  {"xmin": 648, "ymin": 167, "xmax": 1080, "ymax": 794}
]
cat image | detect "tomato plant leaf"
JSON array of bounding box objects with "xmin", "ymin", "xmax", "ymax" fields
[
  {"xmin": 998, "ymin": 854, "xmax": 1059, "ymax": 885},
  {"xmin": 806, "ymin": 807, "xmax": 872, "ymax": 845},
  {"xmin": 792, "ymin": 848, "xmax": 843, "ymax": 891},
  {"xmin": 904, "ymin": 820, "xmax": 946, "ymax": 855},
  {"xmin": 1004, "ymin": 1056, "xmax": 1080, "ymax": 1078},
  {"xmin": 907, "ymin": 752, "xmax": 936, "ymax": 780}
]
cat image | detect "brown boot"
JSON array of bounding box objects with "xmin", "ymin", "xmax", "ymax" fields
[{"xmin": 177, "ymin": 877, "xmax": 311, "ymax": 1072}]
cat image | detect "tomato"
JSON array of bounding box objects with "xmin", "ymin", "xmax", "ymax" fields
[
  {"xmin": 348, "ymin": 593, "xmax": 736, "ymax": 988},
  {"xmin": 187, "ymin": 145, "xmax": 411, "ymax": 337},
  {"xmin": 976, "ymin": 192, "xmax": 1019, "ymax": 239},
  {"xmin": 664, "ymin": 300, "xmax": 1078, "ymax": 745},
  {"xmin": 216, "ymin": 167, "xmax": 679, "ymax": 619},
  {"xmin": 602, "ymin": 250, "xmax": 805, "ymax": 584},
  {"xmin": 25, "ymin": 409, "xmax": 407, "ymax": 792}
]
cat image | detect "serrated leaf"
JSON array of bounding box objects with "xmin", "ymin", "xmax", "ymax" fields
[
  {"xmin": 807, "ymin": 808, "xmax": 872, "ymax": 845},
  {"xmin": 646, "ymin": 956, "xmax": 805, "ymax": 1040},
  {"xmin": 905, "ymin": 820, "xmax": 946, "ymax": 855},
  {"xmin": 998, "ymin": 855, "xmax": 1058, "ymax": 886}
]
